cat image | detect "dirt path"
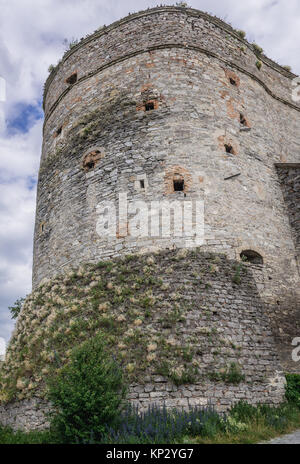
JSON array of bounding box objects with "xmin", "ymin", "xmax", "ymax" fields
[{"xmin": 263, "ymin": 430, "xmax": 300, "ymax": 444}]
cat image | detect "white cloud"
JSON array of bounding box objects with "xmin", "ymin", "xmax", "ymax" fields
[
  {"xmin": 0, "ymin": 120, "xmax": 41, "ymax": 341},
  {"xmin": 0, "ymin": 0, "xmax": 299, "ymax": 341}
]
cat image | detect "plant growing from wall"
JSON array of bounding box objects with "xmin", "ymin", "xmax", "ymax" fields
[
  {"xmin": 253, "ymin": 43, "xmax": 263, "ymax": 54},
  {"xmin": 8, "ymin": 297, "xmax": 25, "ymax": 319},
  {"xmin": 236, "ymin": 30, "xmax": 246, "ymax": 39},
  {"xmin": 47, "ymin": 65, "xmax": 55, "ymax": 73},
  {"xmin": 232, "ymin": 263, "xmax": 243, "ymax": 285},
  {"xmin": 208, "ymin": 363, "xmax": 245, "ymax": 384}
]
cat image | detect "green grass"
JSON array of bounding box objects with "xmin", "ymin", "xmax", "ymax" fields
[
  {"xmin": 187, "ymin": 403, "xmax": 300, "ymax": 444},
  {"xmin": 0, "ymin": 427, "xmax": 57, "ymax": 444}
]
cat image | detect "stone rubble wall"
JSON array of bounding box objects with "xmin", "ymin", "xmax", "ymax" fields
[
  {"xmin": 128, "ymin": 376, "xmax": 286, "ymax": 413},
  {"xmin": 0, "ymin": 398, "xmax": 51, "ymax": 432},
  {"xmin": 0, "ymin": 375, "xmax": 286, "ymax": 432}
]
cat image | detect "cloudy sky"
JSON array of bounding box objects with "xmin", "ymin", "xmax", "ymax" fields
[{"xmin": 0, "ymin": 0, "xmax": 299, "ymax": 346}]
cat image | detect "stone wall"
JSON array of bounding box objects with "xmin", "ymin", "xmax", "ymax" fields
[
  {"xmin": 0, "ymin": 375, "xmax": 286, "ymax": 432},
  {"xmin": 0, "ymin": 250, "xmax": 288, "ymax": 430},
  {"xmin": 270, "ymin": 164, "xmax": 300, "ymax": 372},
  {"xmin": 0, "ymin": 397, "xmax": 51, "ymax": 432},
  {"xmin": 128, "ymin": 376, "xmax": 286, "ymax": 413}
]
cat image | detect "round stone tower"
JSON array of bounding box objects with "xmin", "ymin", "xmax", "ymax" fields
[
  {"xmin": 34, "ymin": 5, "xmax": 299, "ymax": 364},
  {"xmin": 2, "ymin": 6, "xmax": 300, "ymax": 431}
]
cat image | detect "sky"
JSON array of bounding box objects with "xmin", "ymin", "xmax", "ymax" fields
[{"xmin": 0, "ymin": 0, "xmax": 299, "ymax": 347}]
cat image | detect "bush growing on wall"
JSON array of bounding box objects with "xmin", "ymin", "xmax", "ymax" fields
[{"xmin": 47, "ymin": 334, "xmax": 127, "ymax": 443}]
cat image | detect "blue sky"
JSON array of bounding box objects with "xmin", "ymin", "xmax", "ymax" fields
[{"xmin": 0, "ymin": 0, "xmax": 299, "ymax": 348}]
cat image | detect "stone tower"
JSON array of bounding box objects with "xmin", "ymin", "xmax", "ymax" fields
[
  {"xmin": 2, "ymin": 4, "xmax": 298, "ymax": 432},
  {"xmin": 35, "ymin": 6, "xmax": 300, "ymax": 366}
]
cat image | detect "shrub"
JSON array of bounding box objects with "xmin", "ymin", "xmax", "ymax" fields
[
  {"xmin": 8, "ymin": 297, "xmax": 25, "ymax": 319},
  {"xmin": 282, "ymin": 65, "xmax": 292, "ymax": 72},
  {"xmin": 285, "ymin": 373, "xmax": 300, "ymax": 408},
  {"xmin": 230, "ymin": 401, "xmax": 258, "ymax": 422},
  {"xmin": 236, "ymin": 30, "xmax": 246, "ymax": 39},
  {"xmin": 225, "ymin": 363, "xmax": 245, "ymax": 384},
  {"xmin": 253, "ymin": 43, "xmax": 263, "ymax": 54},
  {"xmin": 47, "ymin": 334, "xmax": 127, "ymax": 443},
  {"xmin": 256, "ymin": 60, "xmax": 262, "ymax": 70}
]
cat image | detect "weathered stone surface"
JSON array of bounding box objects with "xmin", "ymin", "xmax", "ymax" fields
[
  {"xmin": 0, "ymin": 398, "xmax": 51, "ymax": 432},
  {"xmin": 1, "ymin": 5, "xmax": 299, "ymax": 432}
]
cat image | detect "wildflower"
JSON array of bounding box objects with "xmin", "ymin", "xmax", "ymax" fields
[
  {"xmin": 166, "ymin": 337, "xmax": 177, "ymax": 346},
  {"xmin": 147, "ymin": 343, "xmax": 157, "ymax": 352},
  {"xmin": 16, "ymin": 378, "xmax": 26, "ymax": 390},
  {"xmin": 99, "ymin": 302, "xmax": 109, "ymax": 312},
  {"xmin": 126, "ymin": 363, "xmax": 135, "ymax": 373}
]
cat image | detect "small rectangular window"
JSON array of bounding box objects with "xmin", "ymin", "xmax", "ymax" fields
[
  {"xmin": 174, "ymin": 179, "xmax": 184, "ymax": 191},
  {"xmin": 145, "ymin": 101, "xmax": 155, "ymax": 111}
]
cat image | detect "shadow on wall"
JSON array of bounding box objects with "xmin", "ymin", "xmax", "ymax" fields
[{"xmin": 267, "ymin": 293, "xmax": 300, "ymax": 373}]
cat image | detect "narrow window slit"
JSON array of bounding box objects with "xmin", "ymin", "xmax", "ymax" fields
[
  {"xmin": 55, "ymin": 126, "xmax": 62, "ymax": 137},
  {"xmin": 145, "ymin": 101, "xmax": 155, "ymax": 111},
  {"xmin": 225, "ymin": 144, "xmax": 234, "ymax": 154},
  {"xmin": 140, "ymin": 179, "xmax": 145, "ymax": 189},
  {"xmin": 173, "ymin": 174, "xmax": 184, "ymax": 192},
  {"xmin": 240, "ymin": 113, "xmax": 247, "ymax": 126},
  {"xmin": 230, "ymin": 77, "xmax": 237, "ymax": 86}
]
